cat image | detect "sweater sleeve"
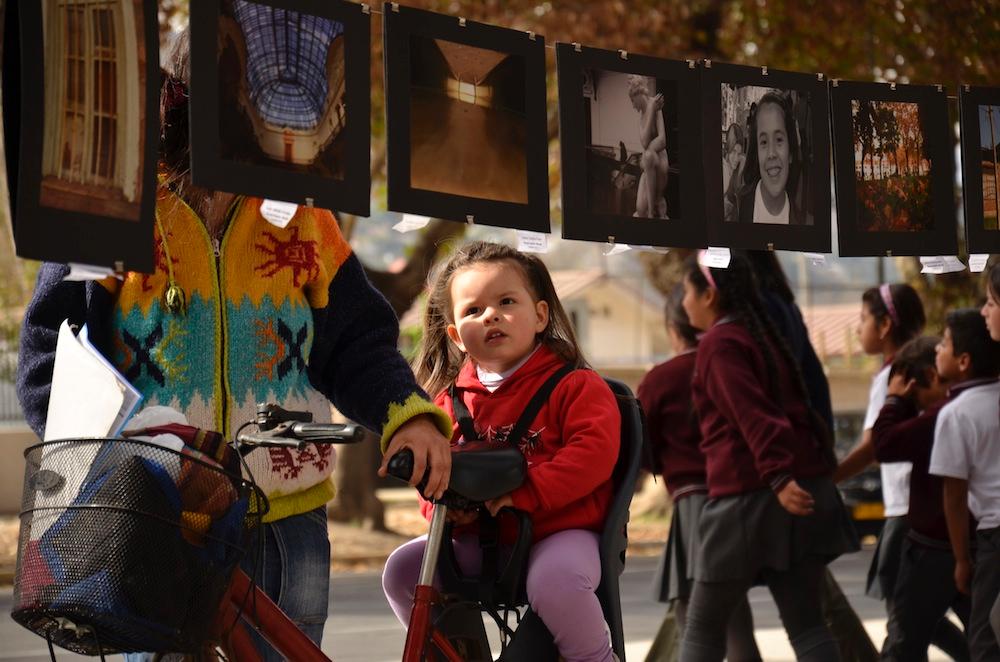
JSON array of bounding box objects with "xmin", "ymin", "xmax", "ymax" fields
[
  {"xmin": 636, "ymin": 369, "xmax": 663, "ymax": 474},
  {"xmin": 307, "ymin": 250, "xmax": 450, "ymax": 450},
  {"xmin": 17, "ymin": 264, "xmax": 82, "ymax": 437},
  {"xmin": 702, "ymin": 338, "xmax": 798, "ymax": 490},
  {"xmin": 508, "ymin": 371, "xmax": 620, "ymax": 513},
  {"xmin": 871, "ymin": 396, "xmax": 924, "ymax": 464}
]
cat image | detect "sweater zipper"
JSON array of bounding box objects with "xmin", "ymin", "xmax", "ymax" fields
[{"xmin": 194, "ymin": 198, "xmax": 242, "ymax": 439}]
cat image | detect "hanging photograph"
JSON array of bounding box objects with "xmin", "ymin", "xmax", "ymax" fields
[
  {"xmin": 1, "ymin": 0, "xmax": 16, "ymax": 236},
  {"xmin": 190, "ymin": 0, "xmax": 370, "ymax": 216},
  {"xmin": 13, "ymin": 0, "xmax": 158, "ymax": 271},
  {"xmin": 701, "ymin": 62, "xmax": 831, "ymax": 252},
  {"xmin": 384, "ymin": 3, "xmax": 549, "ymax": 232},
  {"xmin": 831, "ymin": 80, "xmax": 956, "ymax": 257},
  {"xmin": 557, "ymin": 45, "xmax": 704, "ymax": 248},
  {"xmin": 959, "ymin": 85, "xmax": 1000, "ymax": 255}
]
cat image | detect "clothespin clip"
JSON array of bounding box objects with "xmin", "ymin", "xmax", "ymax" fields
[
  {"xmin": 687, "ymin": 59, "xmax": 696, "ymax": 69},
  {"xmin": 817, "ymin": 73, "xmax": 824, "ymax": 81},
  {"xmin": 361, "ymin": 3, "xmax": 370, "ymax": 14},
  {"xmin": 704, "ymin": 59, "xmax": 712, "ymax": 68},
  {"xmin": 619, "ymin": 49, "xmax": 628, "ymax": 60},
  {"xmin": 573, "ymin": 42, "xmax": 582, "ymax": 52},
  {"xmin": 466, "ymin": 215, "xmax": 475, "ymax": 225},
  {"xmin": 761, "ymin": 66, "xmax": 769, "ymax": 76},
  {"xmin": 936, "ymin": 84, "xmax": 943, "ymax": 93},
  {"xmin": 964, "ymin": 84, "xmax": 971, "ymax": 92},
  {"xmin": 886, "ymin": 249, "xmax": 893, "ymax": 257},
  {"xmin": 114, "ymin": 260, "xmax": 125, "ymax": 272},
  {"xmin": 527, "ymin": 30, "xmax": 536, "ymax": 41},
  {"xmin": 608, "ymin": 235, "xmax": 615, "ymax": 244},
  {"xmin": 458, "ymin": 17, "xmax": 466, "ymax": 27},
  {"xmin": 890, "ymin": 82, "xmax": 897, "ymax": 91},
  {"xmin": 832, "ymin": 78, "xmax": 840, "ymax": 87},
  {"xmin": 305, "ymin": 197, "xmax": 315, "ymax": 208},
  {"xmin": 766, "ymin": 242, "xmax": 775, "ymax": 252},
  {"xmin": 391, "ymin": 2, "xmax": 399, "ymax": 12}
]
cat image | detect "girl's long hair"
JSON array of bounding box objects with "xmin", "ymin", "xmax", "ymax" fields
[
  {"xmin": 988, "ymin": 263, "xmax": 1000, "ymax": 303},
  {"xmin": 685, "ymin": 254, "xmax": 811, "ymax": 411},
  {"xmin": 414, "ymin": 241, "xmax": 585, "ymax": 396}
]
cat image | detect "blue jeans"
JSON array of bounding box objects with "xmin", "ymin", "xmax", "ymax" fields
[{"xmin": 124, "ymin": 506, "xmax": 331, "ymax": 661}]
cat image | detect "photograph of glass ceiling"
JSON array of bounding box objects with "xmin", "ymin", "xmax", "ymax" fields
[{"xmin": 232, "ymin": 0, "xmax": 344, "ymax": 130}]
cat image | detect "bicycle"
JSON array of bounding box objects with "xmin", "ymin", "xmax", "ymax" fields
[
  {"xmin": 12, "ymin": 403, "xmax": 364, "ymax": 661},
  {"xmin": 381, "ymin": 377, "xmax": 645, "ymax": 662}
]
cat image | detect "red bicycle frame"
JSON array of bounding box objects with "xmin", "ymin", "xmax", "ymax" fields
[
  {"xmin": 401, "ymin": 502, "xmax": 466, "ymax": 662},
  {"xmin": 210, "ymin": 568, "xmax": 331, "ymax": 661}
]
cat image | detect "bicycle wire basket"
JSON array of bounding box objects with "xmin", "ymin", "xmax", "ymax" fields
[{"xmin": 11, "ymin": 437, "xmax": 267, "ymax": 655}]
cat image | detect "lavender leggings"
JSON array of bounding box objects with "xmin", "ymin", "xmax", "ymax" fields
[{"xmin": 382, "ymin": 528, "xmax": 614, "ymax": 662}]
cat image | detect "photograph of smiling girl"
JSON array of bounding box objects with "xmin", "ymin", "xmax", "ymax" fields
[{"xmin": 722, "ymin": 85, "xmax": 813, "ymax": 226}]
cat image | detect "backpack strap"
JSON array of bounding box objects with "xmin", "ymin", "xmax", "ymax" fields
[
  {"xmin": 448, "ymin": 363, "xmax": 576, "ymax": 448},
  {"xmin": 449, "ymin": 383, "xmax": 480, "ymax": 443},
  {"xmin": 506, "ymin": 363, "xmax": 576, "ymax": 449}
]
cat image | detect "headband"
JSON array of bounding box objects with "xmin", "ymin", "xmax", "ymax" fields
[
  {"xmin": 697, "ymin": 249, "xmax": 717, "ymax": 290},
  {"xmin": 879, "ymin": 283, "xmax": 899, "ymax": 326}
]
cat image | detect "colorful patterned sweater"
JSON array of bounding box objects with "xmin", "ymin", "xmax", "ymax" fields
[{"xmin": 16, "ymin": 189, "xmax": 451, "ymax": 523}]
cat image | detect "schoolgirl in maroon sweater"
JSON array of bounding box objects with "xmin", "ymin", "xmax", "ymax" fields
[
  {"xmin": 382, "ymin": 241, "xmax": 620, "ymax": 662},
  {"xmin": 639, "ymin": 287, "xmax": 760, "ymax": 660},
  {"xmin": 677, "ymin": 253, "xmax": 855, "ymax": 662}
]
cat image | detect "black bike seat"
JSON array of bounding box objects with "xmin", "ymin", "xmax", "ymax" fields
[
  {"xmin": 448, "ymin": 447, "xmax": 526, "ymax": 503},
  {"xmin": 387, "ymin": 447, "xmax": 526, "ymax": 504}
]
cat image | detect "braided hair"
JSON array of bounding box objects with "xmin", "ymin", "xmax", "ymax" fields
[{"xmin": 686, "ymin": 254, "xmax": 811, "ymax": 406}]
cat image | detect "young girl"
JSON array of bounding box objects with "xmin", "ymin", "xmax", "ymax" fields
[
  {"xmin": 736, "ymin": 92, "xmax": 806, "ymax": 226},
  {"xmin": 678, "ymin": 254, "xmax": 855, "ymax": 662},
  {"xmin": 639, "ymin": 287, "xmax": 760, "ymax": 662},
  {"xmin": 381, "ymin": 241, "xmax": 621, "ymax": 662}
]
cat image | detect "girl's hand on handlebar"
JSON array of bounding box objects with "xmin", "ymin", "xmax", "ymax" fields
[
  {"xmin": 447, "ymin": 508, "xmax": 480, "ymax": 526},
  {"xmin": 378, "ymin": 415, "xmax": 452, "ymax": 500},
  {"xmin": 485, "ymin": 494, "xmax": 513, "ymax": 517}
]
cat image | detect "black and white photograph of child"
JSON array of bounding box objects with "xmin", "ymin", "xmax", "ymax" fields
[
  {"xmin": 722, "ymin": 85, "xmax": 814, "ymax": 226},
  {"xmin": 584, "ymin": 70, "xmax": 677, "ymax": 219},
  {"xmin": 408, "ymin": 33, "xmax": 528, "ymax": 203},
  {"xmin": 218, "ymin": 0, "xmax": 347, "ymax": 178},
  {"xmin": 40, "ymin": 0, "xmax": 146, "ymax": 221}
]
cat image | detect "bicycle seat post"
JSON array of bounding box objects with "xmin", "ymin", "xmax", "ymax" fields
[{"xmin": 419, "ymin": 502, "xmax": 450, "ymax": 587}]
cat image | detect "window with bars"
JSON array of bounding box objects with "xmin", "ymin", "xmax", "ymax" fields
[
  {"xmin": 232, "ymin": 0, "xmax": 344, "ymax": 131},
  {"xmin": 46, "ymin": 0, "xmax": 122, "ymax": 189}
]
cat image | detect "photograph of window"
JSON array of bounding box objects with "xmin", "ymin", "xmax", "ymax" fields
[
  {"xmin": 958, "ymin": 86, "xmax": 1000, "ymax": 255},
  {"xmin": 832, "ymin": 80, "xmax": 956, "ymax": 257},
  {"xmin": 408, "ymin": 34, "xmax": 528, "ymax": 204},
  {"xmin": 218, "ymin": 0, "xmax": 347, "ymax": 178},
  {"xmin": 584, "ymin": 70, "xmax": 677, "ymax": 220},
  {"xmin": 721, "ymin": 85, "xmax": 814, "ymax": 227},
  {"xmin": 40, "ymin": 0, "xmax": 145, "ymax": 222},
  {"xmin": 979, "ymin": 104, "xmax": 999, "ymax": 231},
  {"xmin": 700, "ymin": 62, "xmax": 830, "ymax": 252},
  {"xmin": 851, "ymin": 99, "xmax": 932, "ymax": 232}
]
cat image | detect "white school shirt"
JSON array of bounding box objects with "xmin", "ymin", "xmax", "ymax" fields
[
  {"xmin": 929, "ymin": 380, "xmax": 1000, "ymax": 530},
  {"xmin": 752, "ymin": 182, "xmax": 790, "ymax": 225},
  {"xmin": 864, "ymin": 364, "xmax": 912, "ymax": 517}
]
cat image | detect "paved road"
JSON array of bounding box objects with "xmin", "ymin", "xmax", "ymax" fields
[{"xmin": 1, "ymin": 547, "xmax": 917, "ymax": 662}]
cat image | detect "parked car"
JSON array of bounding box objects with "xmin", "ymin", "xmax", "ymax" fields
[{"xmin": 834, "ymin": 412, "xmax": 885, "ymax": 539}]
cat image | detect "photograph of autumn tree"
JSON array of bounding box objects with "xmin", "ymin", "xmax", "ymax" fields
[
  {"xmin": 980, "ymin": 104, "xmax": 1000, "ymax": 230},
  {"xmin": 851, "ymin": 100, "xmax": 932, "ymax": 232}
]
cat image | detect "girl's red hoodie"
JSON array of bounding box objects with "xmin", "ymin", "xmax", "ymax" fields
[{"xmin": 419, "ymin": 344, "xmax": 620, "ymax": 541}]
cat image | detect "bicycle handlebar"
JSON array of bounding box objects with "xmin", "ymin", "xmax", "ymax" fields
[{"xmin": 236, "ymin": 420, "xmax": 367, "ymax": 451}]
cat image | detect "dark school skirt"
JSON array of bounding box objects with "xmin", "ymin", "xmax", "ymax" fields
[
  {"xmin": 865, "ymin": 515, "xmax": 908, "ymax": 600},
  {"xmin": 695, "ymin": 476, "xmax": 860, "ymax": 584},
  {"xmin": 652, "ymin": 492, "xmax": 706, "ymax": 603}
]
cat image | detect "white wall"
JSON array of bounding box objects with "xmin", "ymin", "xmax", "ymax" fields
[
  {"xmin": 575, "ymin": 282, "xmax": 667, "ymax": 366},
  {"xmin": 589, "ymin": 70, "xmax": 645, "ymax": 155}
]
